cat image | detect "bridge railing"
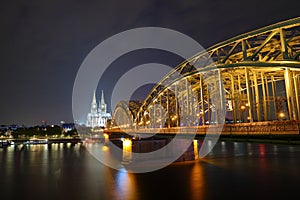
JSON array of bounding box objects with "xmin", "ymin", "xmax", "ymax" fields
[{"xmin": 105, "ymin": 120, "xmax": 300, "ymax": 135}]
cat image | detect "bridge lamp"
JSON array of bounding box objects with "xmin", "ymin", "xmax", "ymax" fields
[{"xmin": 278, "ymin": 112, "xmax": 285, "ymax": 119}]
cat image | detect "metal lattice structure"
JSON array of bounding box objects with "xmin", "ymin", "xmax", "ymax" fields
[{"xmin": 112, "ymin": 17, "xmax": 300, "ymax": 130}]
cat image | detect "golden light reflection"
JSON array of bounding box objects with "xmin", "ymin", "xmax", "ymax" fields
[
  {"xmin": 102, "ymin": 145, "xmax": 109, "ymax": 151},
  {"xmin": 122, "ymin": 139, "xmax": 132, "ymax": 162},
  {"xmin": 193, "ymin": 140, "xmax": 199, "ymax": 160},
  {"xmin": 115, "ymin": 171, "xmax": 136, "ymax": 200},
  {"xmin": 104, "ymin": 133, "xmax": 109, "ymax": 144},
  {"xmin": 190, "ymin": 162, "xmax": 205, "ymax": 199}
]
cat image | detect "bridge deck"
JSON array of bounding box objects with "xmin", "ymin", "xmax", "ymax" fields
[{"xmin": 105, "ymin": 121, "xmax": 300, "ymax": 135}]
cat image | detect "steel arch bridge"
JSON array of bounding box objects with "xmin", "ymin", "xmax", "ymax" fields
[{"xmin": 111, "ymin": 17, "xmax": 300, "ymax": 134}]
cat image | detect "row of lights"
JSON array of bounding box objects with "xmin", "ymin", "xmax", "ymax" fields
[{"xmin": 132, "ymin": 107, "xmax": 286, "ymax": 127}]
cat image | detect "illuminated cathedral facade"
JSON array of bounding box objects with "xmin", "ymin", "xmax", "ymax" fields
[{"xmin": 86, "ymin": 90, "xmax": 111, "ymax": 128}]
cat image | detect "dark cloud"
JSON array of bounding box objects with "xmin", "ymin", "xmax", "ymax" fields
[{"xmin": 0, "ymin": 0, "xmax": 299, "ymax": 125}]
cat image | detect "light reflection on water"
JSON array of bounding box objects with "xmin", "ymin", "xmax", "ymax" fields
[
  {"xmin": 1, "ymin": 141, "xmax": 300, "ymax": 200},
  {"xmin": 115, "ymin": 171, "xmax": 137, "ymax": 200},
  {"xmin": 190, "ymin": 161, "xmax": 204, "ymax": 199}
]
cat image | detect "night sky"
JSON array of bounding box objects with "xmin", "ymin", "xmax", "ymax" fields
[{"xmin": 0, "ymin": 0, "xmax": 299, "ymax": 126}]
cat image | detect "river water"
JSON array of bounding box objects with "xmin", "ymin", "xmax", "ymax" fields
[{"xmin": 1, "ymin": 141, "xmax": 300, "ymax": 200}]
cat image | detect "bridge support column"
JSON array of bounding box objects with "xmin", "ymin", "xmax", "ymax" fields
[
  {"xmin": 190, "ymin": 80, "xmax": 195, "ymax": 124},
  {"xmin": 293, "ymin": 72, "xmax": 300, "ymax": 120},
  {"xmin": 231, "ymin": 75, "xmax": 237, "ymax": 123},
  {"xmin": 174, "ymin": 83, "xmax": 179, "ymax": 127},
  {"xmin": 265, "ymin": 76, "xmax": 270, "ymax": 120},
  {"xmin": 253, "ymin": 72, "xmax": 261, "ymax": 121},
  {"xmin": 271, "ymin": 76, "xmax": 277, "ymax": 120},
  {"xmin": 218, "ymin": 69, "xmax": 225, "ymax": 124},
  {"xmin": 186, "ymin": 78, "xmax": 190, "ymax": 126},
  {"xmin": 285, "ymin": 67, "xmax": 296, "ymax": 120},
  {"xmin": 153, "ymin": 103, "xmax": 156, "ymax": 128},
  {"xmin": 207, "ymin": 86, "xmax": 211, "ymax": 125},
  {"xmin": 245, "ymin": 68, "xmax": 253, "ymax": 122},
  {"xmin": 149, "ymin": 105, "xmax": 153, "ymax": 128},
  {"xmin": 238, "ymin": 75, "xmax": 242, "ymax": 122},
  {"xmin": 261, "ymin": 72, "xmax": 268, "ymax": 121},
  {"xmin": 166, "ymin": 90, "xmax": 170, "ymax": 128},
  {"xmin": 200, "ymin": 74, "xmax": 205, "ymax": 125},
  {"xmin": 160, "ymin": 95, "xmax": 163, "ymax": 128}
]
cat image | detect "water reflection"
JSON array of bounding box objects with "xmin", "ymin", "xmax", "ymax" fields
[
  {"xmin": 190, "ymin": 162, "xmax": 205, "ymax": 199},
  {"xmin": 247, "ymin": 143, "xmax": 253, "ymax": 156},
  {"xmin": 115, "ymin": 171, "xmax": 137, "ymax": 200},
  {"xmin": 122, "ymin": 139, "xmax": 132, "ymax": 162},
  {"xmin": 1, "ymin": 141, "xmax": 300, "ymax": 200},
  {"xmin": 259, "ymin": 144, "xmax": 266, "ymax": 156},
  {"xmin": 193, "ymin": 140, "xmax": 199, "ymax": 160}
]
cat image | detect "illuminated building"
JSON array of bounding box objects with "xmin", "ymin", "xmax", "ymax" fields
[{"xmin": 86, "ymin": 90, "xmax": 111, "ymax": 128}]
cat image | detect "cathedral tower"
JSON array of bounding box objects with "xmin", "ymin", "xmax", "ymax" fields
[{"xmin": 86, "ymin": 90, "xmax": 111, "ymax": 128}]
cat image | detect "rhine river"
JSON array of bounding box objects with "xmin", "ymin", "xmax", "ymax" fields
[{"xmin": 1, "ymin": 140, "xmax": 300, "ymax": 200}]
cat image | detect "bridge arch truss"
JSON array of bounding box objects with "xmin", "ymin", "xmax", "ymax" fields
[{"xmin": 112, "ymin": 17, "xmax": 300, "ymax": 130}]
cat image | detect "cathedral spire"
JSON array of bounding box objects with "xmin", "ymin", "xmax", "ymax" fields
[
  {"xmin": 99, "ymin": 90, "xmax": 107, "ymax": 114},
  {"xmin": 91, "ymin": 90, "xmax": 98, "ymax": 113},
  {"xmin": 93, "ymin": 90, "xmax": 97, "ymax": 104},
  {"xmin": 100, "ymin": 90, "xmax": 105, "ymax": 105}
]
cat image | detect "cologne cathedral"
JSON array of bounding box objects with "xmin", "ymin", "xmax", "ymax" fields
[{"xmin": 86, "ymin": 90, "xmax": 111, "ymax": 128}]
